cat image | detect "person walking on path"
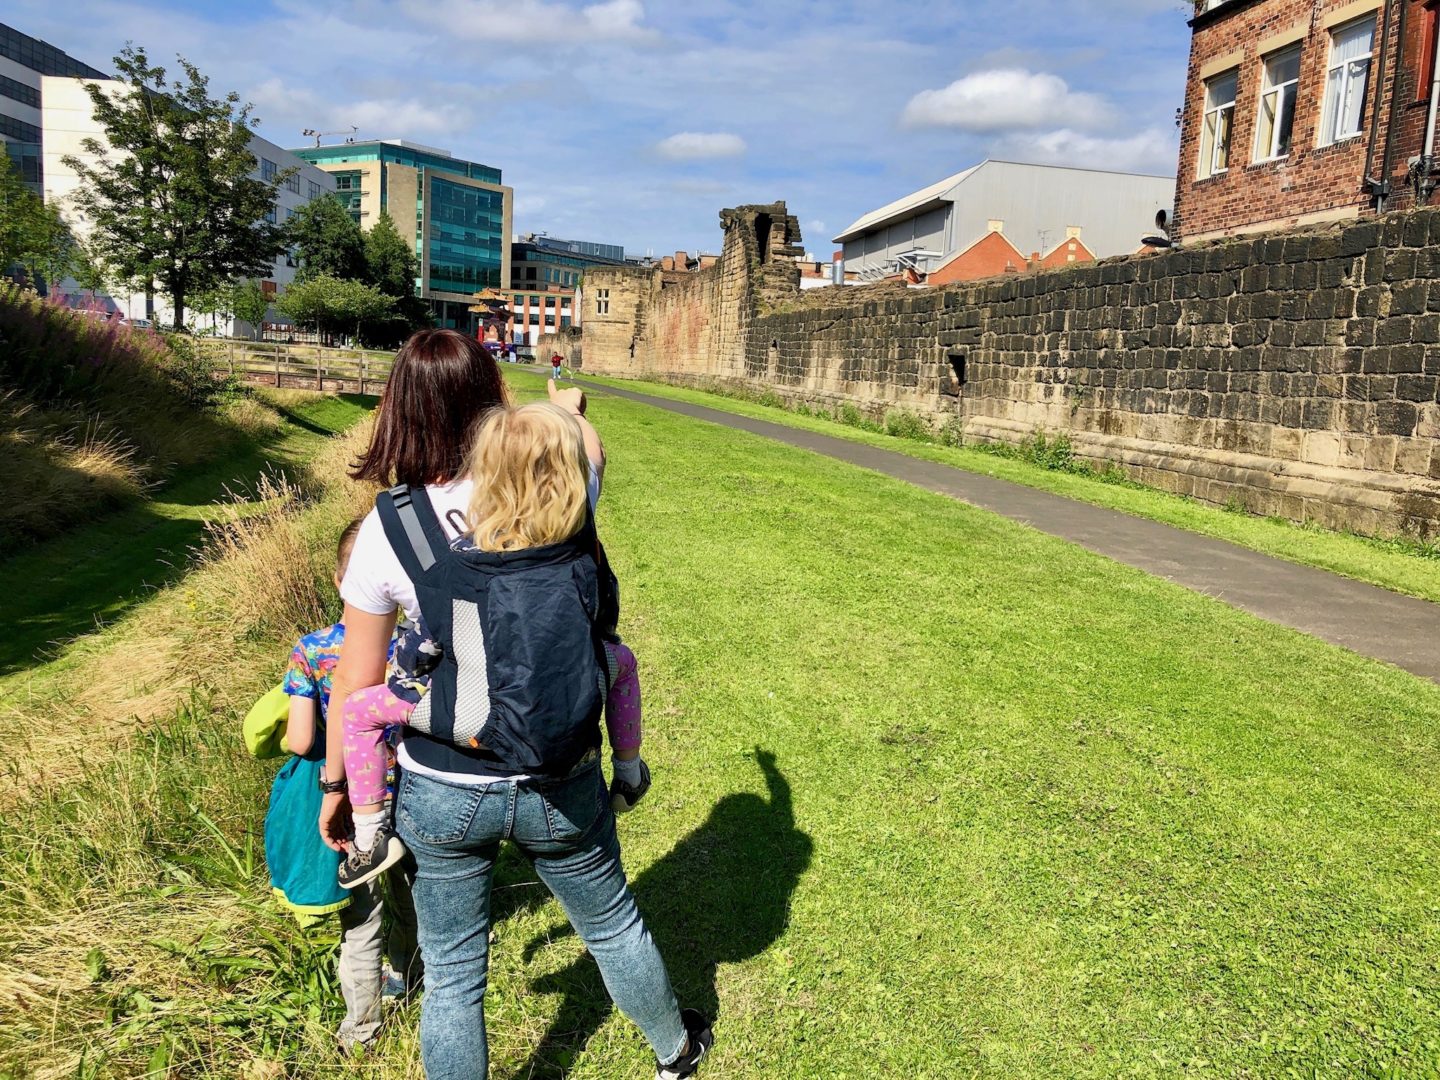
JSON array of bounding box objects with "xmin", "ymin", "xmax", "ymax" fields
[
  {"xmin": 317, "ymin": 328, "xmax": 710, "ymax": 1078},
  {"xmin": 551, "ymin": 351, "xmax": 564, "ymax": 380}
]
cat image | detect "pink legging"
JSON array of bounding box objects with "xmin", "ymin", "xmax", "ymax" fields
[{"xmin": 341, "ymin": 641, "xmax": 643, "ymax": 806}]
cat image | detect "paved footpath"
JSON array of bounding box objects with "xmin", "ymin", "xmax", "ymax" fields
[{"xmin": 579, "ymin": 378, "xmax": 1440, "ymax": 685}]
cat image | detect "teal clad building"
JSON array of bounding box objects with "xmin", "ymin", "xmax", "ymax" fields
[{"xmin": 292, "ymin": 139, "xmax": 512, "ymax": 331}]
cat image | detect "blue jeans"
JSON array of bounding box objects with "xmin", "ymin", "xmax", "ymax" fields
[{"xmin": 397, "ymin": 759, "xmax": 686, "ymax": 1078}]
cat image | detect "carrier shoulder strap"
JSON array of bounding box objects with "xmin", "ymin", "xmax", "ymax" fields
[{"xmin": 375, "ymin": 484, "xmax": 449, "ymax": 581}]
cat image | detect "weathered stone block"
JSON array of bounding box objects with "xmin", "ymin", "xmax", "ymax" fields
[
  {"xmin": 1375, "ymin": 401, "xmax": 1420, "ymax": 436},
  {"xmin": 1396, "ymin": 438, "xmax": 1433, "ymax": 475},
  {"xmin": 1391, "ymin": 280, "xmax": 1429, "ymax": 315},
  {"xmin": 1304, "ymin": 431, "xmax": 1342, "ymax": 466}
]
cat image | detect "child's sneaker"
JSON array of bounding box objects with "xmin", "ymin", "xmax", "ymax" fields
[
  {"xmin": 381, "ymin": 963, "xmax": 408, "ymax": 1000},
  {"xmin": 610, "ymin": 758, "xmax": 651, "ymax": 813},
  {"xmin": 339, "ymin": 824, "xmax": 407, "ymax": 889},
  {"xmin": 656, "ymin": 1009, "xmax": 713, "ymax": 1079}
]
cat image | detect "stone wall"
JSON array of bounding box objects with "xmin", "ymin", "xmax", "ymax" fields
[{"xmin": 583, "ymin": 202, "xmax": 1440, "ymax": 539}]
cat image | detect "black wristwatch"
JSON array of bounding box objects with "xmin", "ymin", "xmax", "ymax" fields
[{"xmin": 318, "ymin": 775, "xmax": 348, "ymax": 794}]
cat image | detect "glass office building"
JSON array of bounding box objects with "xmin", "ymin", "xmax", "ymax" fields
[
  {"xmin": 293, "ymin": 140, "xmax": 511, "ymax": 330},
  {"xmin": 1, "ymin": 22, "xmax": 108, "ymax": 193}
]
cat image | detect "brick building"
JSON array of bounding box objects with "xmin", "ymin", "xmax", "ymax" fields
[{"xmin": 1176, "ymin": 0, "xmax": 1440, "ymax": 241}]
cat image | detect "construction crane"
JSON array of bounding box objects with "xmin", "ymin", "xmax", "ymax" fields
[{"xmin": 301, "ymin": 125, "xmax": 357, "ymax": 148}]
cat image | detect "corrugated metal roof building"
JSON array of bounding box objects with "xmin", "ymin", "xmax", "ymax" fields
[{"xmin": 833, "ymin": 160, "xmax": 1174, "ymax": 281}]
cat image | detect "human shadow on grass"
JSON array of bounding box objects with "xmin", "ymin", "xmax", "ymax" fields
[{"xmin": 509, "ymin": 748, "xmax": 813, "ymax": 1079}]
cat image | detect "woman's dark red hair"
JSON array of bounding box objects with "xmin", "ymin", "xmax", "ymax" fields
[{"xmin": 351, "ymin": 328, "xmax": 508, "ymax": 487}]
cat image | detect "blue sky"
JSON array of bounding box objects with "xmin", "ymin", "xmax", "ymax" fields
[{"xmin": 16, "ymin": 0, "xmax": 1195, "ymax": 256}]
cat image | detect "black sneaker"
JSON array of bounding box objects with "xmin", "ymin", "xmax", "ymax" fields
[
  {"xmin": 610, "ymin": 759, "xmax": 652, "ymax": 813},
  {"xmin": 339, "ymin": 825, "xmax": 407, "ymax": 890},
  {"xmin": 656, "ymin": 1009, "xmax": 713, "ymax": 1080}
]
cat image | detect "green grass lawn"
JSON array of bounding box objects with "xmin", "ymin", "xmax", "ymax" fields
[
  {"xmin": 580, "ymin": 372, "xmax": 1440, "ymax": 606},
  {"xmin": 3, "ymin": 371, "xmax": 1439, "ymax": 1078},
  {"xmin": 0, "ymin": 391, "xmax": 374, "ymax": 675}
]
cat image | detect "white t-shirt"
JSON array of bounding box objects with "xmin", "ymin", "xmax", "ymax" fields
[{"xmin": 339, "ymin": 467, "xmax": 601, "ymax": 784}]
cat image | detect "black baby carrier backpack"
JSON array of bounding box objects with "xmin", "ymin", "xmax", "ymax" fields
[{"xmin": 376, "ymin": 484, "xmax": 620, "ymax": 778}]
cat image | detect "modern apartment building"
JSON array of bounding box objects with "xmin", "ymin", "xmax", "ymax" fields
[
  {"xmin": 1176, "ymin": 0, "xmax": 1440, "ymax": 240},
  {"xmin": 0, "ymin": 22, "xmax": 107, "ymax": 194},
  {"xmin": 293, "ymin": 140, "xmax": 513, "ymax": 331},
  {"xmin": 41, "ymin": 76, "xmax": 336, "ymax": 330},
  {"xmin": 507, "ymin": 233, "xmax": 624, "ymax": 345},
  {"xmin": 833, "ymin": 160, "xmax": 1173, "ymax": 283}
]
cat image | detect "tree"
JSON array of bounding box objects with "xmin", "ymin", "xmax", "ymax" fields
[
  {"xmin": 230, "ymin": 279, "xmax": 270, "ymax": 340},
  {"xmin": 188, "ymin": 280, "xmax": 233, "ymax": 335},
  {"xmin": 287, "ymin": 195, "xmax": 366, "ymax": 281},
  {"xmin": 0, "ymin": 156, "xmax": 75, "ymax": 287},
  {"xmin": 364, "ymin": 211, "xmax": 417, "ymax": 298},
  {"xmin": 63, "ymin": 45, "xmax": 290, "ymax": 330},
  {"xmin": 277, "ymin": 272, "xmax": 393, "ymax": 345},
  {"xmin": 70, "ymin": 239, "xmax": 112, "ymax": 304},
  {"xmin": 363, "ymin": 210, "xmax": 431, "ymax": 343}
]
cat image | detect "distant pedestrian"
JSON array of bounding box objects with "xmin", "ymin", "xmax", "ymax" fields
[{"xmin": 551, "ymin": 351, "xmax": 564, "ymax": 380}]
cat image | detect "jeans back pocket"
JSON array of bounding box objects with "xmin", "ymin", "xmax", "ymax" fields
[
  {"xmin": 541, "ymin": 767, "xmax": 605, "ymax": 842},
  {"xmin": 397, "ymin": 772, "xmax": 491, "ymax": 846}
]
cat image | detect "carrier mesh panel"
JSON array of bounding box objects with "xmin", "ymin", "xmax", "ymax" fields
[
  {"xmin": 409, "ymin": 692, "xmax": 433, "ymax": 733},
  {"xmin": 450, "ymin": 598, "xmax": 491, "ymax": 746}
]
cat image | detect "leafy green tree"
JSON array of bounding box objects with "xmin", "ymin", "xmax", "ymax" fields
[
  {"xmin": 364, "ymin": 211, "xmax": 417, "ymax": 297},
  {"xmin": 70, "ymin": 239, "xmax": 112, "ymax": 303},
  {"xmin": 187, "ymin": 281, "xmax": 232, "ymax": 335},
  {"xmin": 0, "ymin": 156, "xmax": 75, "ymax": 286},
  {"xmin": 288, "ymin": 195, "xmax": 366, "ymax": 281},
  {"xmin": 362, "ymin": 210, "xmax": 431, "ymax": 343},
  {"xmin": 278, "ymin": 272, "xmax": 393, "ymax": 345},
  {"xmin": 230, "ymin": 279, "xmax": 270, "ymax": 340},
  {"xmin": 63, "ymin": 45, "xmax": 290, "ymax": 330}
]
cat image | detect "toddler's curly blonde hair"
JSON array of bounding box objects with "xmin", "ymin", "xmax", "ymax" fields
[{"xmin": 466, "ymin": 402, "xmax": 589, "ymax": 551}]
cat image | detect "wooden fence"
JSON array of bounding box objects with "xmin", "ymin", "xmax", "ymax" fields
[{"xmin": 200, "ymin": 339, "xmax": 395, "ymax": 396}]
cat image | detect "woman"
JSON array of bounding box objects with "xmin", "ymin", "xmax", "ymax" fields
[{"xmin": 317, "ymin": 329, "xmax": 711, "ymax": 1079}]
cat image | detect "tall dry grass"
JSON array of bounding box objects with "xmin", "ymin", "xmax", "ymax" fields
[
  {"xmin": 0, "ymin": 286, "xmax": 263, "ymax": 552},
  {"xmin": 0, "ymin": 416, "xmax": 388, "ymax": 1079},
  {"xmin": 0, "ymin": 390, "xmax": 147, "ymax": 546}
]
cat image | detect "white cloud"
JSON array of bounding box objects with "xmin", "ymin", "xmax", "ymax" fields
[
  {"xmin": 250, "ymin": 76, "xmax": 509, "ymax": 143},
  {"xmin": 901, "ymin": 69, "xmax": 1115, "ymax": 132},
  {"xmin": 995, "ymin": 127, "xmax": 1178, "ymax": 175},
  {"xmin": 655, "ymin": 132, "xmax": 747, "ymax": 160},
  {"xmin": 668, "ymin": 178, "xmax": 734, "ymax": 194},
  {"xmin": 401, "ymin": 0, "xmax": 658, "ymax": 44}
]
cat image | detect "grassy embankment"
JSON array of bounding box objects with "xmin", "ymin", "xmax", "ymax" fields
[
  {"xmin": 4, "ymin": 369, "xmax": 1440, "ymax": 1078},
  {"xmin": 0, "ymin": 285, "xmax": 295, "ymax": 556},
  {"xmin": 581, "ymin": 373, "xmax": 1440, "ymax": 604}
]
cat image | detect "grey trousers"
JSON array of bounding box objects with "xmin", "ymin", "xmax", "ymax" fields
[{"xmin": 336, "ymin": 865, "xmax": 421, "ymax": 1046}]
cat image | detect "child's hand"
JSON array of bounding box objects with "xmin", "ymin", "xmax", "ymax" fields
[
  {"xmin": 319, "ymin": 791, "xmax": 353, "ymax": 853},
  {"xmin": 547, "ymin": 380, "xmax": 587, "ymax": 416}
]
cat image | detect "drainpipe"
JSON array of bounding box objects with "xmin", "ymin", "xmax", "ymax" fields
[
  {"xmin": 1378, "ymin": 0, "xmax": 1410, "ymax": 211},
  {"xmin": 1423, "ymin": 5, "xmax": 1440, "ymax": 200},
  {"xmin": 1364, "ymin": 0, "xmax": 1397, "ymax": 205}
]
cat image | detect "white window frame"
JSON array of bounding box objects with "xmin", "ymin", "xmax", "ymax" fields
[
  {"xmin": 1254, "ymin": 45, "xmax": 1302, "ymax": 162},
  {"xmin": 1198, "ymin": 69, "xmax": 1238, "ymax": 178},
  {"xmin": 596, "ymin": 288, "xmax": 610, "ymax": 315},
  {"xmin": 1319, "ymin": 18, "xmax": 1374, "ymax": 146}
]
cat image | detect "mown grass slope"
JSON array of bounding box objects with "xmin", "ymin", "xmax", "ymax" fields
[
  {"xmin": 0, "ymin": 391, "xmax": 374, "ymax": 676},
  {"xmin": 2, "ymin": 371, "xmax": 1438, "ymax": 1079},
  {"xmin": 583, "ymin": 373, "xmax": 1440, "ymax": 605}
]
